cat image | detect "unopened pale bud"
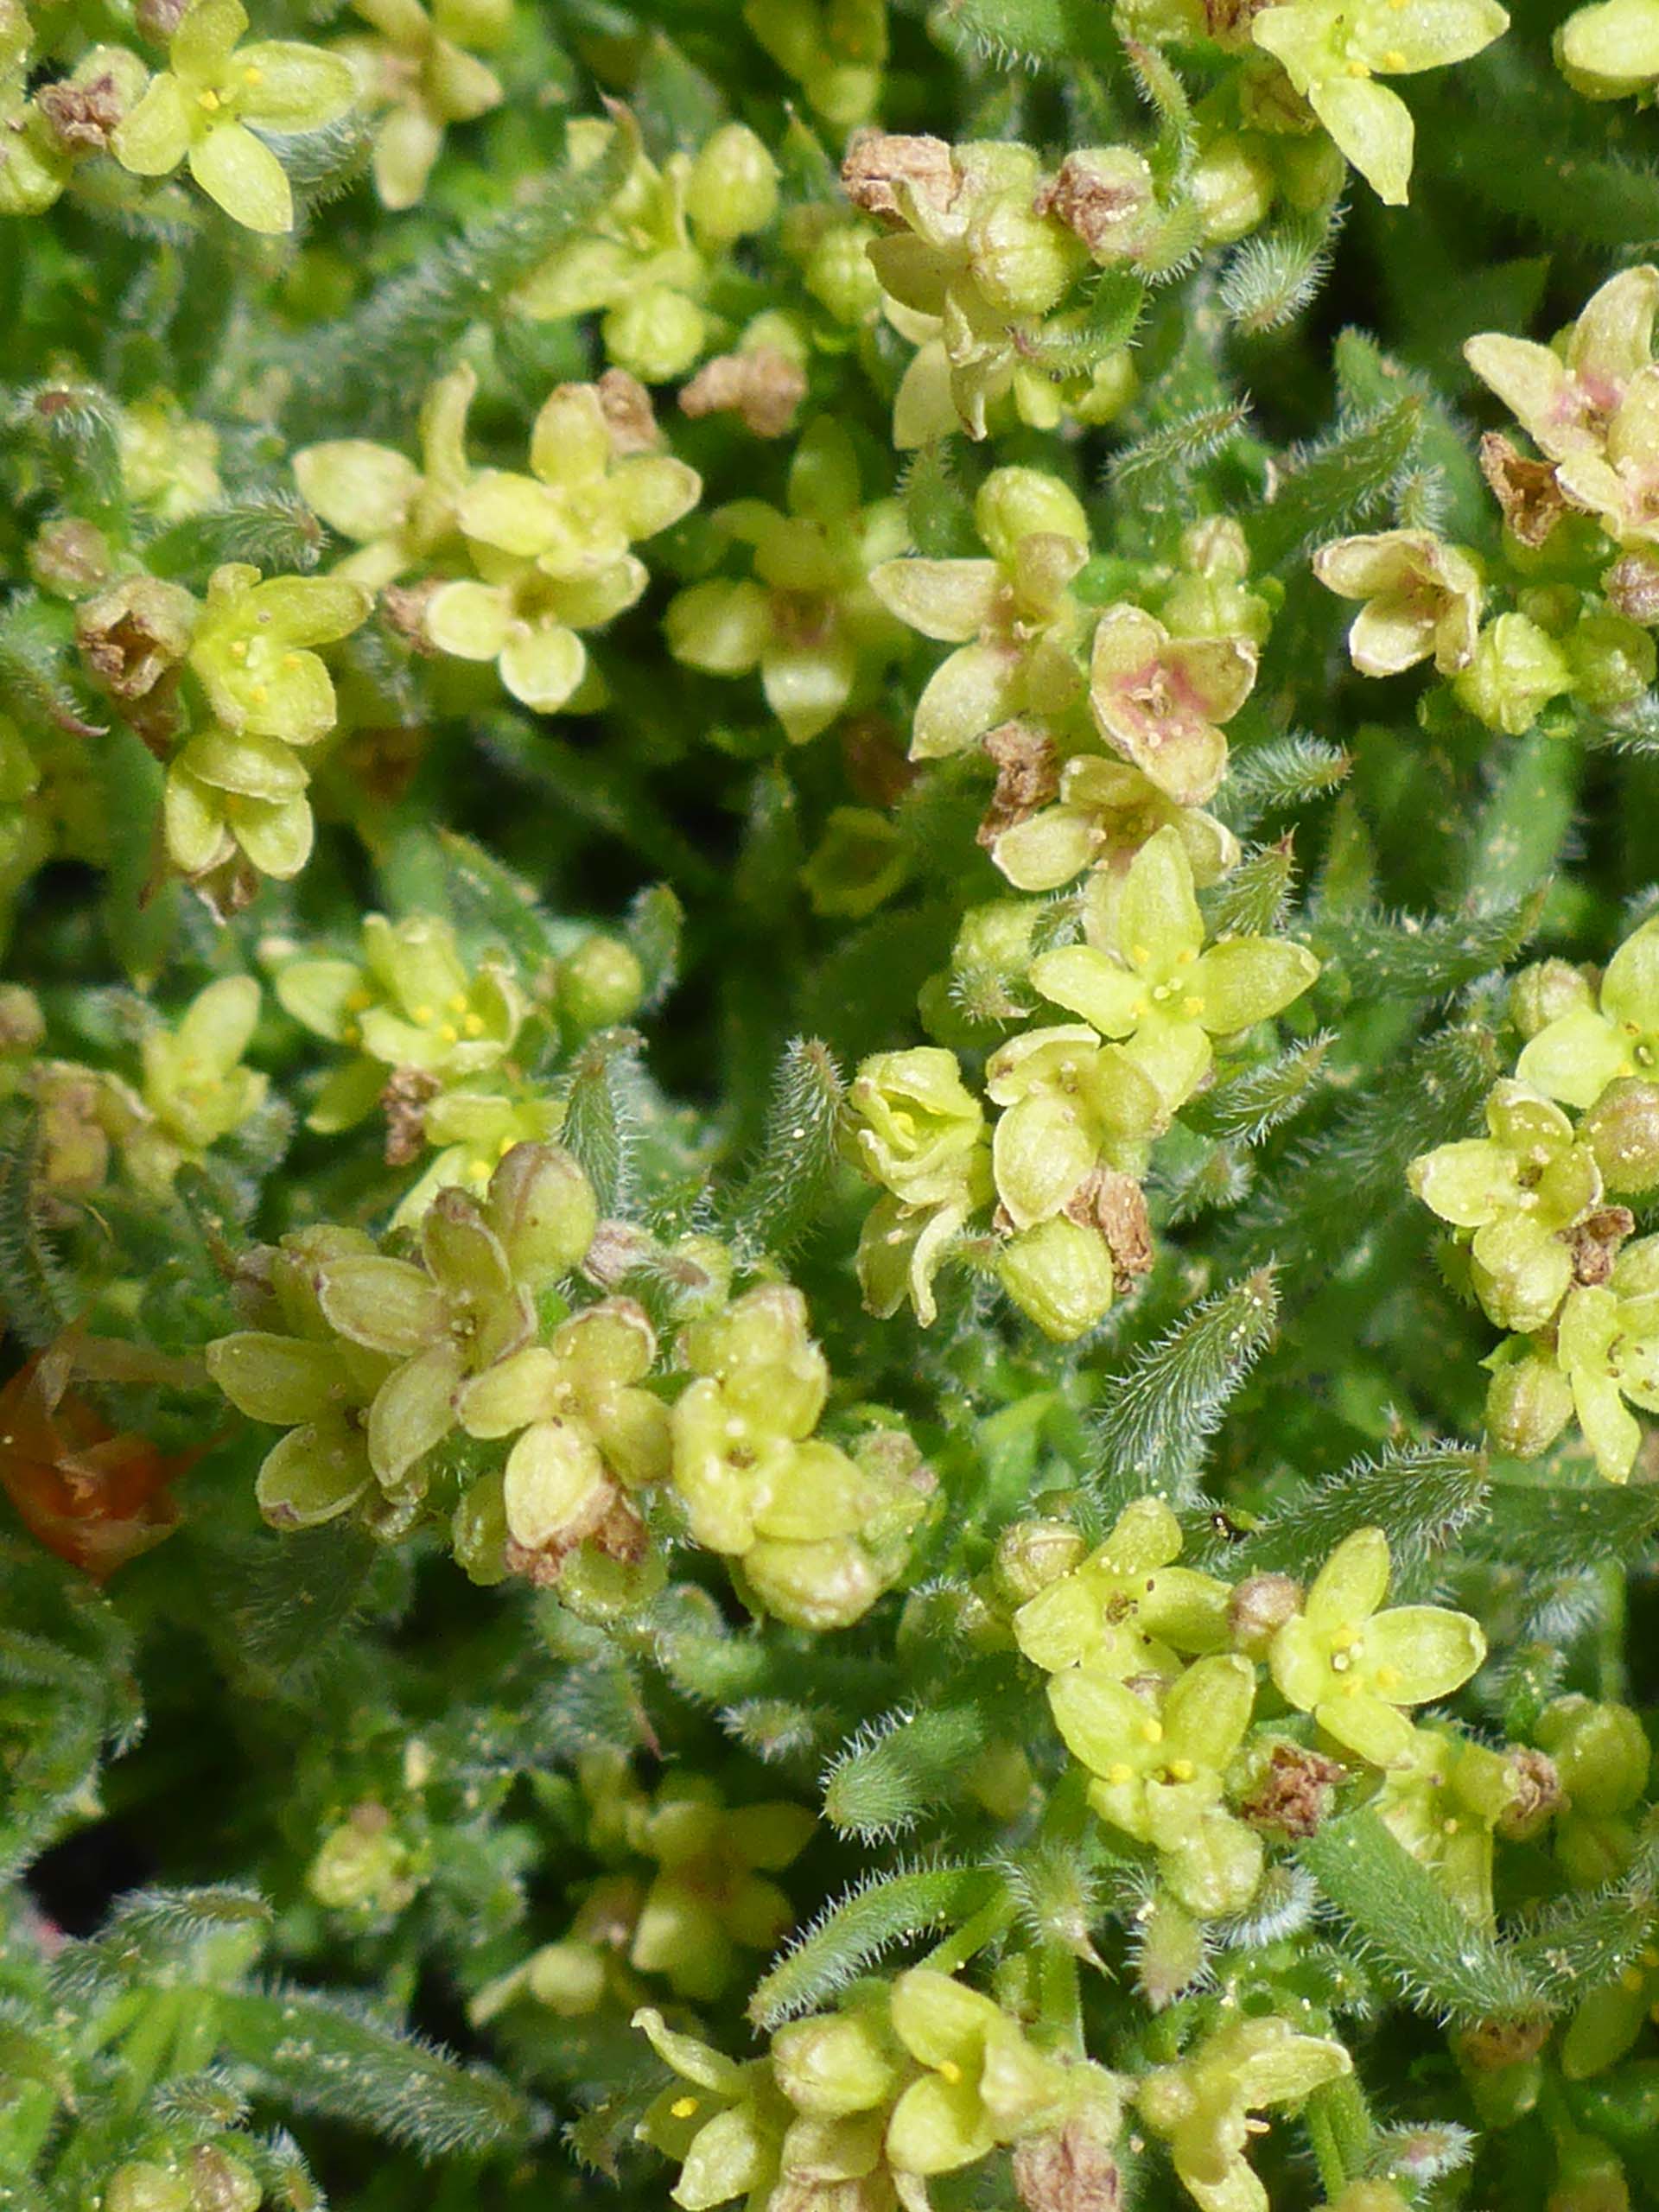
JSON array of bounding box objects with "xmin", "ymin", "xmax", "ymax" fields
[
  {"xmin": 686, "ymin": 124, "xmax": 779, "ymax": 246},
  {"xmin": 772, "ymin": 2009, "xmax": 900, "ymax": 2116},
  {"xmin": 1510, "ymin": 957, "xmax": 1598, "ymax": 1039},
  {"xmin": 560, "ymin": 936, "xmax": 645, "ymax": 1032},
  {"xmin": 1537, "ymin": 1694, "xmax": 1651, "ymax": 1815},
  {"xmin": 1191, "ymin": 134, "xmax": 1273, "ymax": 244},
  {"xmin": 488, "ymin": 1142, "xmax": 598, "ymax": 1284},
  {"xmin": 525, "ymin": 1938, "xmax": 608, "ymax": 2014},
  {"xmin": 28, "ymin": 518, "xmax": 111, "ymax": 597},
  {"xmin": 1452, "ymin": 613, "xmax": 1573, "ymax": 735},
  {"xmin": 998, "ymin": 1217, "xmax": 1116, "ymax": 1342},
  {"xmin": 1485, "ymin": 1350, "xmax": 1574, "ymax": 1459},
  {"xmin": 604, "ymin": 287, "xmax": 709, "ymax": 384},
  {"xmin": 1567, "ymin": 611, "xmax": 1657, "ymax": 709},
  {"xmin": 106, "ymin": 2167, "xmax": 192, "ymax": 2212},
  {"xmin": 189, "ymin": 2148, "xmax": 260, "ymax": 2212},
  {"xmin": 994, "ymin": 1516, "xmax": 1086, "ymax": 1603},
  {"xmin": 1227, "ymin": 1572, "xmax": 1302, "ymax": 1656},
  {"xmin": 1580, "ymin": 1077, "xmax": 1659, "ymax": 1193},
  {"xmin": 966, "ymin": 191, "xmax": 1084, "ymax": 315},
  {"xmin": 975, "ymin": 466, "xmax": 1089, "ymax": 563}
]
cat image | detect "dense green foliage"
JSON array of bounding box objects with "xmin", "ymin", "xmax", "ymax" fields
[{"xmin": 6, "ymin": 1, "xmax": 1659, "ymax": 2209}]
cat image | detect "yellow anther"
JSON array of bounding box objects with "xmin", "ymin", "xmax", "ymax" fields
[
  {"xmin": 230, "ymin": 639, "xmax": 248, "ymax": 659},
  {"xmin": 1329, "ymin": 1626, "xmax": 1363, "ymax": 1652},
  {"xmin": 671, "ymin": 2096, "xmax": 699, "ymax": 2120},
  {"xmin": 283, "ymin": 652, "xmax": 302, "ymax": 669},
  {"xmin": 464, "ymin": 1012, "xmax": 485, "ymax": 1036},
  {"xmin": 1107, "ymin": 1763, "xmax": 1134, "ymax": 1785},
  {"xmin": 414, "ymin": 1003, "xmax": 435, "ymax": 1023},
  {"xmin": 251, "ymin": 684, "xmax": 270, "ymax": 703},
  {"xmin": 1167, "ymin": 1758, "xmax": 1196, "ymax": 1782},
  {"xmin": 938, "ymin": 2058, "xmax": 963, "ymax": 2085},
  {"xmin": 1375, "ymin": 1665, "xmax": 1401, "ymax": 1691},
  {"xmin": 1130, "ymin": 943, "xmax": 1152, "ymax": 966},
  {"xmin": 1176, "ymin": 947, "xmax": 1198, "ymax": 965},
  {"xmin": 1382, "ymin": 47, "xmax": 1408, "ymax": 66},
  {"xmin": 243, "ymin": 63, "xmax": 264, "ymax": 82},
  {"xmin": 1141, "ymin": 1719, "xmax": 1164, "ymax": 1745},
  {"xmin": 440, "ymin": 1022, "xmax": 460, "ymax": 1044},
  {"xmin": 1182, "ymin": 995, "xmax": 1205, "ymax": 1017},
  {"xmin": 1347, "ymin": 58, "xmax": 1371, "ymax": 75},
  {"xmin": 448, "ymin": 992, "xmax": 468, "ymax": 1013},
  {"xmin": 469, "ymin": 1159, "xmax": 490, "ymax": 1182},
  {"xmin": 198, "ymin": 86, "xmax": 221, "ymax": 109}
]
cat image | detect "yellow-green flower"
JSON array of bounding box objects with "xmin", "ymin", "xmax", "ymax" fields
[
  {"xmin": 293, "ymin": 364, "xmax": 478, "ymax": 591},
  {"xmin": 1028, "ymin": 825, "xmax": 1319, "ymax": 1116},
  {"xmin": 1268, "ymin": 1527, "xmax": 1487, "ymax": 1765},
  {"xmin": 1553, "ymin": 1233, "xmax": 1659, "ymax": 1481},
  {"xmin": 624, "ymin": 1779, "xmax": 814, "ymax": 2002},
  {"xmin": 1252, "ymin": 0, "xmax": 1509, "ymax": 207},
  {"xmin": 428, "ymin": 378, "xmax": 700, "ymax": 713},
  {"xmin": 339, "ymin": 0, "xmax": 508, "ymax": 213},
  {"xmin": 1013, "ymin": 1497, "xmax": 1231, "ymax": 1676},
  {"xmin": 1137, "ymin": 2018, "xmax": 1351, "ymax": 2212},
  {"xmin": 883, "ymin": 1969, "xmax": 1077, "ymax": 2179},
  {"xmin": 1517, "ymin": 912, "xmax": 1659, "ymax": 1109},
  {"xmin": 113, "ymin": 0, "xmax": 357, "ymax": 233},
  {"xmin": 1313, "ymin": 529, "xmax": 1482, "ymax": 676}
]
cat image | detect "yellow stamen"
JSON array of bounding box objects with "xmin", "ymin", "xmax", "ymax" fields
[
  {"xmin": 440, "ymin": 1022, "xmax": 460, "ymax": 1043},
  {"xmin": 1107, "ymin": 1763, "xmax": 1134, "ymax": 1786},
  {"xmin": 671, "ymin": 2096, "xmax": 699, "ymax": 2120},
  {"xmin": 198, "ymin": 86, "xmax": 221, "ymax": 110},
  {"xmin": 938, "ymin": 2058, "xmax": 963, "ymax": 2085},
  {"xmin": 464, "ymin": 1012, "xmax": 485, "ymax": 1036},
  {"xmin": 414, "ymin": 1003, "xmax": 435, "ymax": 1022},
  {"xmin": 1141, "ymin": 1719, "xmax": 1164, "ymax": 1745}
]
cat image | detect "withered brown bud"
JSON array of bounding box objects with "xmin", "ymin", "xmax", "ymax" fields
[
  {"xmin": 1014, "ymin": 2119, "xmax": 1122, "ymax": 2212},
  {"xmin": 978, "ymin": 720, "xmax": 1060, "ymax": 846},
  {"xmin": 136, "ymin": 0, "xmax": 190, "ymax": 38},
  {"xmin": 1237, "ymin": 1739, "xmax": 1345, "ymax": 1839},
  {"xmin": 380, "ymin": 577, "xmax": 443, "ymax": 655},
  {"xmin": 1226, "ymin": 1571, "xmax": 1303, "ymax": 1656},
  {"xmin": 1452, "ymin": 2014, "xmax": 1550, "ymax": 2073},
  {"xmin": 841, "ymin": 130, "xmax": 958, "ymax": 221},
  {"xmin": 1497, "ymin": 1746, "xmax": 1562, "ymax": 1841},
  {"xmin": 75, "ymin": 575, "xmax": 197, "ymax": 701},
  {"xmin": 595, "ymin": 366, "xmax": 660, "ymax": 454},
  {"xmin": 1479, "ymin": 432, "xmax": 1568, "ymax": 550},
  {"xmin": 1566, "ymin": 1205, "xmax": 1637, "ymax": 1287},
  {"xmin": 35, "ymin": 70, "xmax": 126, "ymax": 152},
  {"xmin": 380, "ymin": 1066, "xmax": 442, "ymax": 1168},
  {"xmin": 1065, "ymin": 1167, "xmax": 1154, "ymax": 1292},
  {"xmin": 1033, "ymin": 148, "xmax": 1154, "ymax": 261},
  {"xmin": 680, "ymin": 346, "xmax": 807, "ymax": 439}
]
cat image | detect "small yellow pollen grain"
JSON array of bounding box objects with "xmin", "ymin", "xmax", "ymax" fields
[
  {"xmin": 243, "ymin": 63, "xmax": 264, "ymax": 82},
  {"xmin": 1375, "ymin": 1664, "xmax": 1401, "ymax": 1691},
  {"xmin": 1347, "ymin": 57, "xmax": 1371, "ymax": 75},
  {"xmin": 671, "ymin": 2097, "xmax": 699, "ymax": 2120},
  {"xmin": 414, "ymin": 1003, "xmax": 435, "ymax": 1023},
  {"xmin": 938, "ymin": 2059, "xmax": 963, "ymax": 2085},
  {"xmin": 463, "ymin": 1012, "xmax": 485, "ymax": 1037},
  {"xmin": 1329, "ymin": 1626, "xmax": 1363, "ymax": 1653},
  {"xmin": 1107, "ymin": 1763, "xmax": 1134, "ymax": 1785},
  {"xmin": 1341, "ymin": 1679, "xmax": 1363, "ymax": 1698},
  {"xmin": 230, "ymin": 639, "xmax": 248, "ymax": 659},
  {"xmin": 1167, "ymin": 1758, "xmax": 1196, "ymax": 1782},
  {"xmin": 1382, "ymin": 46, "xmax": 1408, "ymax": 66},
  {"xmin": 1141, "ymin": 1719, "xmax": 1164, "ymax": 1745},
  {"xmin": 198, "ymin": 86, "xmax": 221, "ymax": 109},
  {"xmin": 440, "ymin": 1022, "xmax": 460, "ymax": 1044},
  {"xmin": 448, "ymin": 992, "xmax": 468, "ymax": 1013},
  {"xmin": 1176, "ymin": 946, "xmax": 1198, "ymax": 965},
  {"xmin": 1182, "ymin": 995, "xmax": 1205, "ymax": 1017},
  {"xmin": 283, "ymin": 652, "xmax": 302, "ymax": 670},
  {"xmin": 1131, "ymin": 943, "xmax": 1152, "ymax": 966},
  {"xmin": 251, "ymin": 683, "xmax": 269, "ymax": 703}
]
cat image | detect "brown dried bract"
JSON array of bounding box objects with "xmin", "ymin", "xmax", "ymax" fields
[
  {"xmin": 1497, "ymin": 1746, "xmax": 1561, "ymax": 1841},
  {"xmin": 1065, "ymin": 1166, "xmax": 1154, "ymax": 1291},
  {"xmin": 1603, "ymin": 549, "xmax": 1659, "ymax": 625},
  {"xmin": 76, "ymin": 578, "xmax": 195, "ymax": 702},
  {"xmin": 597, "ymin": 367, "xmax": 660, "ymax": 454},
  {"xmin": 1033, "ymin": 154, "xmax": 1150, "ymax": 257},
  {"xmin": 977, "ymin": 719, "xmax": 1059, "ymax": 846},
  {"xmin": 1567, "ymin": 1205, "xmax": 1637, "ymax": 1287},
  {"xmin": 680, "ymin": 347, "xmax": 807, "ymax": 440},
  {"xmin": 380, "ymin": 1066, "xmax": 442, "ymax": 1168},
  {"xmin": 841, "ymin": 130, "xmax": 958, "ymax": 221},
  {"xmin": 380, "ymin": 577, "xmax": 443, "ymax": 655},
  {"xmin": 1453, "ymin": 2015, "xmax": 1550, "ymax": 2073},
  {"xmin": 1014, "ymin": 2122, "xmax": 1122, "ymax": 2212},
  {"xmin": 505, "ymin": 1490, "xmax": 647, "ymax": 1587},
  {"xmin": 36, "ymin": 73, "xmax": 125, "ymax": 151},
  {"xmin": 1479, "ymin": 432, "xmax": 1568, "ymax": 550},
  {"xmin": 1238, "ymin": 1741, "xmax": 1346, "ymax": 1840}
]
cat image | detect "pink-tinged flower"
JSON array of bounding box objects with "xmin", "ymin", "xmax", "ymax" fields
[{"xmin": 1087, "ymin": 604, "xmax": 1256, "ymax": 806}]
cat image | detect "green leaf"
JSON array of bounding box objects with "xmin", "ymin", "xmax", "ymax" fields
[
  {"xmin": 1471, "ymin": 1484, "xmax": 1659, "ymax": 1573},
  {"xmin": 822, "ymin": 1703, "xmax": 991, "ymax": 1840},
  {"xmin": 1218, "ymin": 734, "xmax": 1352, "ymax": 836},
  {"xmin": 624, "ymin": 883, "xmax": 683, "ymax": 1014},
  {"xmin": 1317, "ymin": 890, "xmax": 1545, "ymax": 1001},
  {"xmin": 1252, "ymin": 397, "xmax": 1422, "ymax": 571},
  {"xmin": 1200, "ymin": 840, "xmax": 1297, "ymax": 937},
  {"xmin": 1209, "ymin": 1442, "xmax": 1489, "ymax": 1584},
  {"xmin": 747, "ymin": 1863, "xmax": 998, "ymax": 2029},
  {"xmin": 1180, "ymin": 1033, "xmax": 1334, "ymax": 1146},
  {"xmin": 1302, "ymin": 1812, "xmax": 1544, "ymax": 2024},
  {"xmin": 1090, "ymin": 1269, "xmax": 1280, "ymax": 1510},
  {"xmin": 435, "ymin": 828, "xmax": 555, "ymax": 972},
  {"xmin": 722, "ymin": 1036, "xmax": 845, "ymax": 1262},
  {"xmin": 560, "ymin": 1031, "xmax": 644, "ymax": 1214},
  {"xmin": 218, "ymin": 1988, "xmax": 538, "ymax": 2155}
]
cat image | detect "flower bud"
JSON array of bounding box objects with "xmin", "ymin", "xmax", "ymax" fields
[
  {"xmin": 559, "ymin": 935, "xmax": 645, "ymax": 1032},
  {"xmin": 28, "ymin": 518, "xmax": 111, "ymax": 598},
  {"xmin": 1181, "ymin": 516, "xmax": 1251, "ymax": 582},
  {"xmin": 1227, "ymin": 1572, "xmax": 1303, "ymax": 1656},
  {"xmin": 1555, "ymin": 0, "xmax": 1659, "ymax": 99},
  {"xmin": 1547, "ymin": 2134, "xmax": 1631, "ymax": 2212},
  {"xmin": 1035, "ymin": 147, "xmax": 1156, "ymax": 261},
  {"xmin": 998, "ymin": 1217, "xmax": 1116, "ymax": 1343},
  {"xmin": 802, "ymin": 222, "xmax": 882, "ymax": 324},
  {"xmin": 1580, "ymin": 1077, "xmax": 1659, "ymax": 1194},
  {"xmin": 772, "ymin": 2008, "xmax": 900, "ymax": 2115},
  {"xmin": 1510, "ymin": 957, "xmax": 1598, "ymax": 1039},
  {"xmin": 1603, "ymin": 548, "xmax": 1659, "ymax": 624},
  {"xmin": 603, "ymin": 287, "xmax": 709, "ymax": 385},
  {"xmin": 994, "ymin": 1516, "xmax": 1086, "ymax": 1603},
  {"xmin": 964, "ymin": 189, "xmax": 1084, "ymax": 316},
  {"xmin": 0, "ymin": 984, "xmax": 44, "ymax": 1055},
  {"xmin": 1567, "ymin": 611, "xmax": 1657, "ymax": 709},
  {"xmin": 1452, "ymin": 613, "xmax": 1574, "ymax": 735},
  {"xmin": 975, "ymin": 467, "xmax": 1090, "ymax": 563},
  {"xmin": 1014, "ymin": 2113, "xmax": 1123, "ymax": 2212},
  {"xmin": 525, "ymin": 1938, "xmax": 608, "ymax": 2014},
  {"xmin": 1485, "ymin": 1348, "xmax": 1574, "ymax": 1459},
  {"xmin": 1326, "ymin": 2188, "xmax": 1413, "ymax": 2212},
  {"xmin": 106, "ymin": 2166, "xmax": 192, "ymax": 2212},
  {"xmin": 487, "ymin": 1143, "xmax": 598, "ymax": 1285},
  {"xmin": 686, "ymin": 124, "xmax": 780, "ymax": 246},
  {"xmin": 308, "ymin": 1804, "xmax": 411, "ymax": 1910},
  {"xmin": 1191, "ymin": 133, "xmax": 1274, "ymax": 244},
  {"xmin": 189, "ymin": 2147, "xmax": 260, "ymax": 2212},
  {"xmin": 1537, "ymin": 1696, "xmax": 1651, "ymax": 1815}
]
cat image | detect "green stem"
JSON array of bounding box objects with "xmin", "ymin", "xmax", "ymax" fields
[{"xmin": 920, "ymin": 1892, "xmax": 1018, "ymax": 1975}]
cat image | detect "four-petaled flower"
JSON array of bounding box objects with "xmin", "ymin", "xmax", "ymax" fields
[
  {"xmin": 1252, "ymin": 0, "xmax": 1509, "ymax": 207},
  {"xmin": 1313, "ymin": 529, "xmax": 1482, "ymax": 676},
  {"xmin": 983, "ymin": 1025, "xmax": 1161, "ymax": 1229},
  {"xmin": 293, "ymin": 363, "xmax": 479, "ymax": 591},
  {"xmin": 339, "ymin": 0, "xmax": 508, "ymax": 213},
  {"xmin": 868, "ymin": 467, "xmax": 1091, "ymax": 761},
  {"xmin": 1028, "ymin": 825, "xmax": 1319, "ymax": 1116},
  {"xmin": 883, "ymin": 1969, "xmax": 1074, "ymax": 2179},
  {"xmin": 1408, "ymin": 1078, "xmax": 1605, "ymax": 1332},
  {"xmin": 1013, "ymin": 1497, "xmax": 1232, "ymax": 1676},
  {"xmin": 989, "ymin": 754, "xmax": 1240, "ymax": 899},
  {"xmin": 1373, "ymin": 1723, "xmax": 1519, "ymax": 1926},
  {"xmin": 1268, "ymin": 1526, "xmax": 1487, "ymax": 1765},
  {"xmin": 1554, "ymin": 1233, "xmax": 1659, "ymax": 1481},
  {"xmin": 1087, "ymin": 605, "xmax": 1256, "ymax": 807},
  {"xmin": 428, "ymin": 378, "xmax": 700, "ymax": 712},
  {"xmin": 1517, "ymin": 912, "xmax": 1659, "ymax": 1109},
  {"xmin": 633, "ymin": 2007, "xmax": 786, "ymax": 2212},
  {"xmin": 625, "ymin": 1780, "xmax": 815, "ymax": 2002},
  {"xmin": 665, "ymin": 419, "xmax": 905, "ymax": 745},
  {"xmin": 113, "ymin": 0, "xmax": 356, "ymax": 233},
  {"xmin": 1137, "ymin": 2017, "xmax": 1352, "ymax": 2212}
]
